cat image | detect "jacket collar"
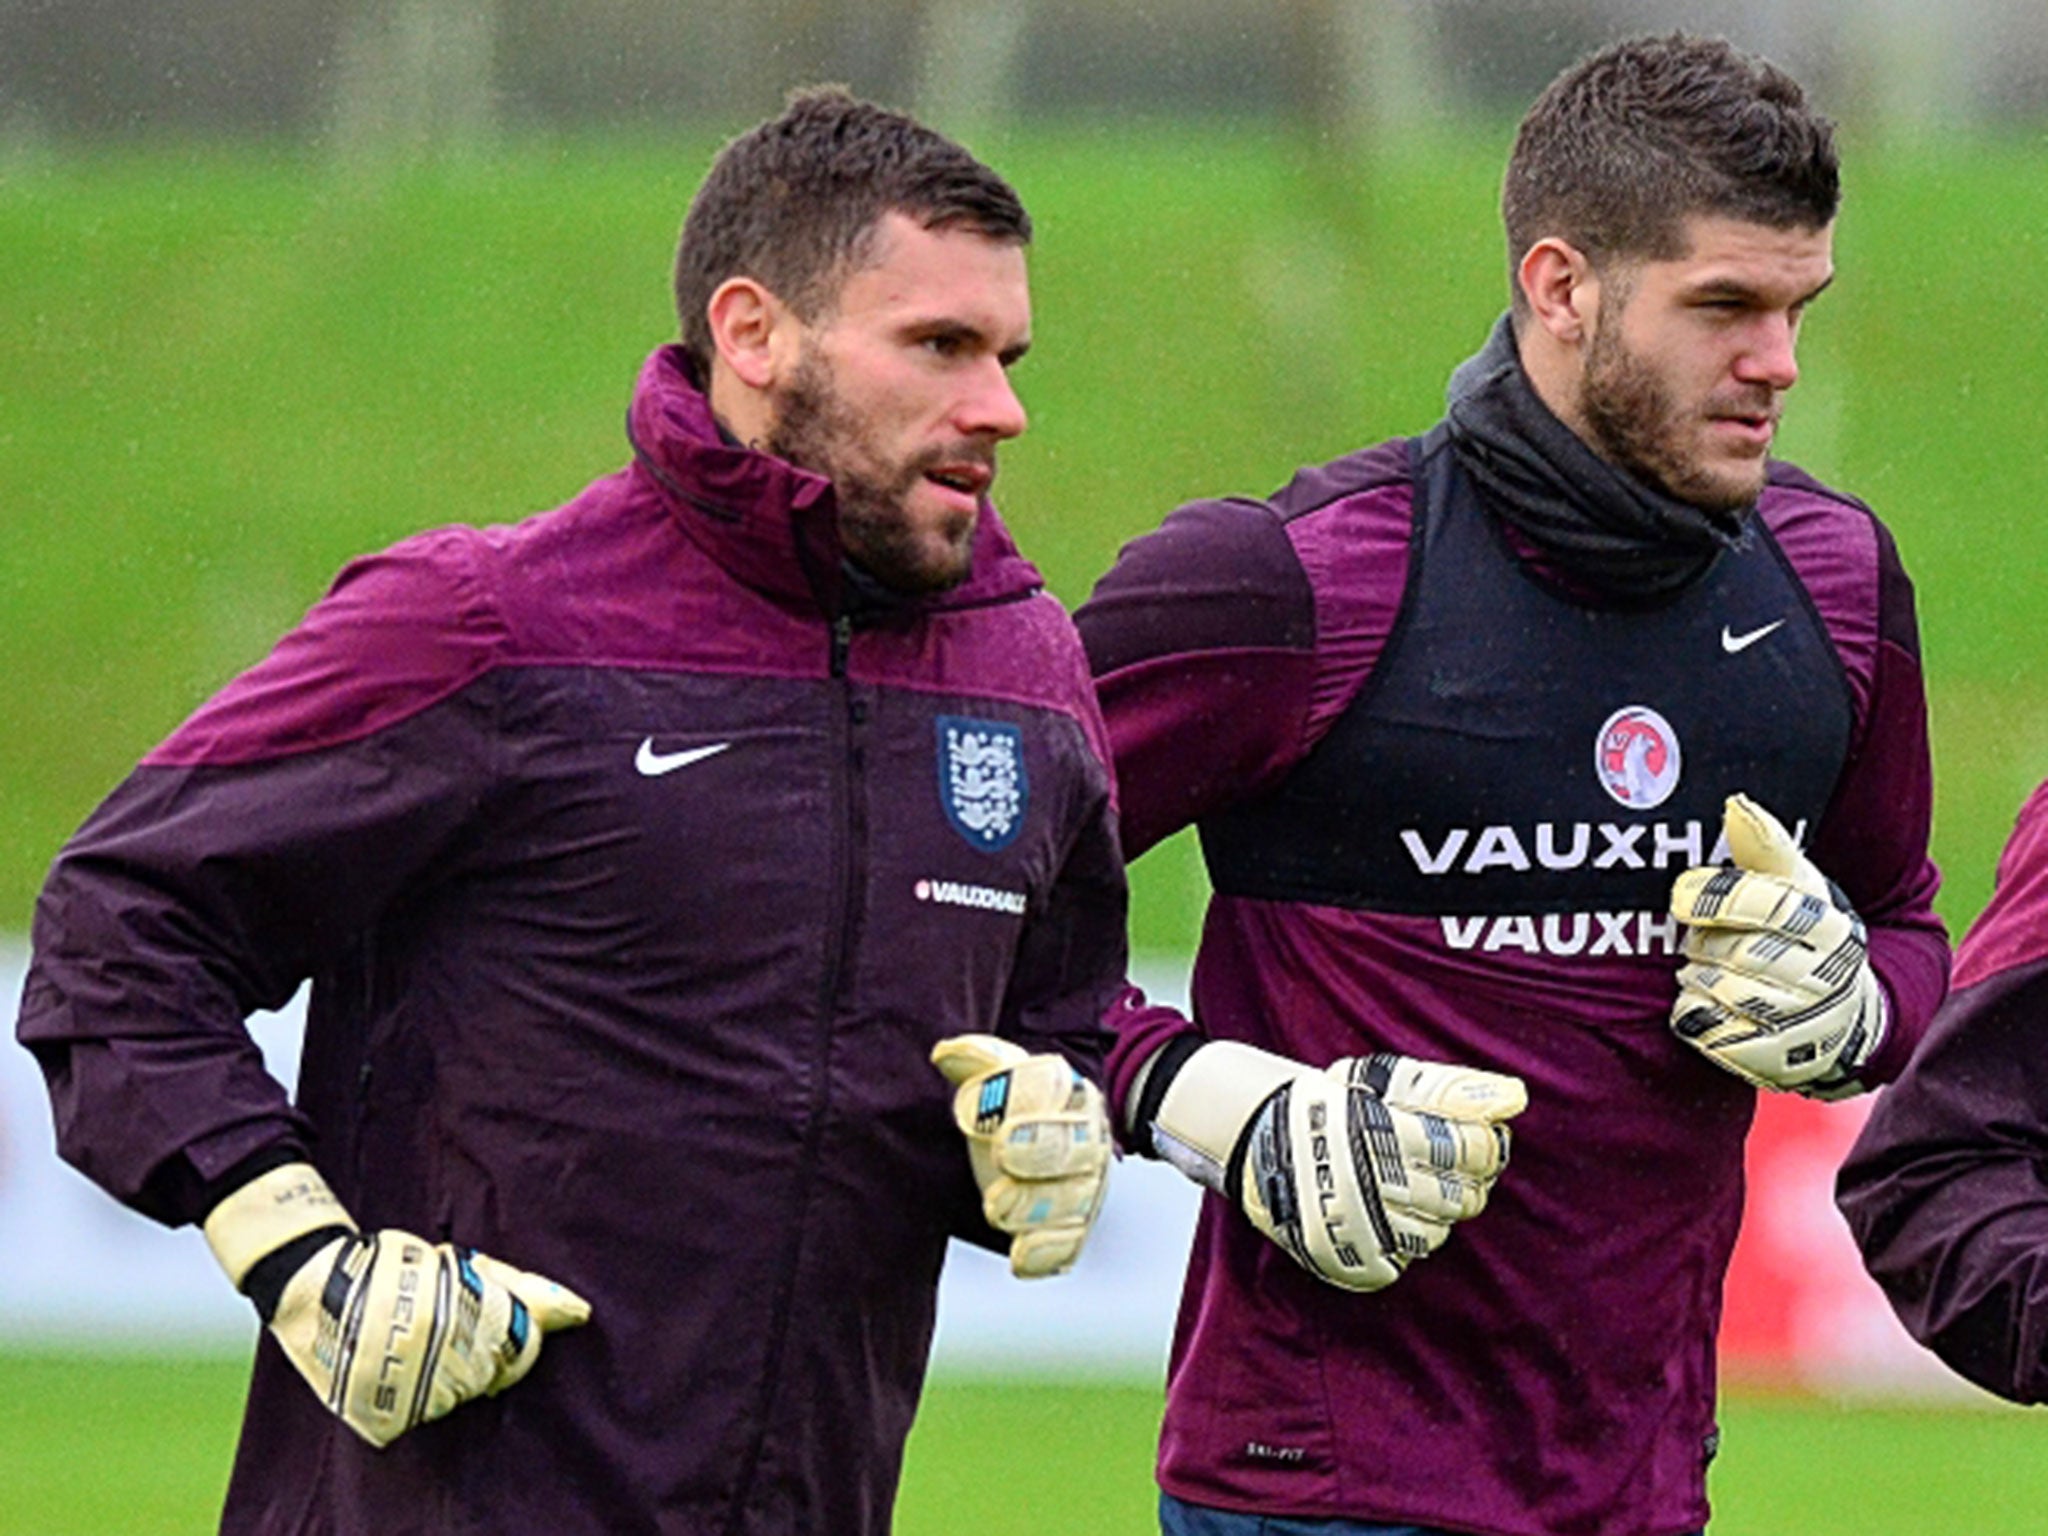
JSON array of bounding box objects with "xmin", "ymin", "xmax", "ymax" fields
[{"xmin": 624, "ymin": 345, "xmax": 1043, "ymax": 619}]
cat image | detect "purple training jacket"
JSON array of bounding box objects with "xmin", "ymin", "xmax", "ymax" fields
[
  {"xmin": 17, "ymin": 346, "xmax": 1127, "ymax": 1535},
  {"xmin": 1840, "ymin": 777, "xmax": 2048, "ymax": 1404}
]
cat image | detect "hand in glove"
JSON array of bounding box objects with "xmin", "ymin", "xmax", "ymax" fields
[
  {"xmin": 1136, "ymin": 1039, "xmax": 1526, "ymax": 1292},
  {"xmin": 933, "ymin": 1034, "xmax": 1111, "ymax": 1279},
  {"xmin": 204, "ymin": 1163, "xmax": 591, "ymax": 1447},
  {"xmin": 1668, "ymin": 792, "xmax": 1889, "ymax": 1099}
]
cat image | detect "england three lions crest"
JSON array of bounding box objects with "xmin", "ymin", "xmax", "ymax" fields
[{"xmin": 937, "ymin": 716, "xmax": 1028, "ymax": 852}]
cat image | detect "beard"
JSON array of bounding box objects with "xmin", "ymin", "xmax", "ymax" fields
[
  {"xmin": 1578, "ymin": 318, "xmax": 1766, "ymax": 513},
  {"xmin": 765, "ymin": 349, "xmax": 979, "ymax": 595}
]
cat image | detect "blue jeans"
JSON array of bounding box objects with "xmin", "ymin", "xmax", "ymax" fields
[
  {"xmin": 1159, "ymin": 1493, "xmax": 1449, "ymax": 1536},
  {"xmin": 1159, "ymin": 1492, "xmax": 1703, "ymax": 1536}
]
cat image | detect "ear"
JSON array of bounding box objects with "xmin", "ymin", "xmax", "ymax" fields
[
  {"xmin": 1517, "ymin": 237, "xmax": 1599, "ymax": 347},
  {"xmin": 706, "ymin": 276, "xmax": 795, "ymax": 391}
]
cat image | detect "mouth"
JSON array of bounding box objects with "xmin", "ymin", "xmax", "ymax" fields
[
  {"xmin": 921, "ymin": 460, "xmax": 994, "ymax": 504},
  {"xmin": 1708, "ymin": 412, "xmax": 1777, "ymax": 451}
]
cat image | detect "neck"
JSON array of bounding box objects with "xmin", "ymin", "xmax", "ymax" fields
[
  {"xmin": 1513, "ymin": 316, "xmax": 1596, "ymax": 451},
  {"xmin": 706, "ymin": 358, "xmax": 774, "ymax": 450}
]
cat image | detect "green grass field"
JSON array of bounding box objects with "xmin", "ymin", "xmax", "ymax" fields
[
  {"xmin": 1, "ymin": 1351, "xmax": 2045, "ymax": 1535},
  {"xmin": 5, "ymin": 130, "xmax": 2048, "ymax": 1532},
  {"xmin": 3, "ymin": 128, "xmax": 2046, "ymax": 947}
]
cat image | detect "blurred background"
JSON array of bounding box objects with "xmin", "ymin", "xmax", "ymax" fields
[{"xmin": 5, "ymin": 1, "xmax": 2048, "ymax": 1531}]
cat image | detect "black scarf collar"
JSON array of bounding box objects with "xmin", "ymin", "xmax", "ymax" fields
[{"xmin": 1442, "ymin": 314, "xmax": 1752, "ymax": 600}]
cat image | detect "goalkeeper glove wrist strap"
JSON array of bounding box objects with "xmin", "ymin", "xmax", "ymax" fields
[
  {"xmin": 194, "ymin": 1144, "xmax": 309, "ymax": 1222},
  {"xmin": 1126, "ymin": 1034, "xmax": 1205, "ymax": 1143},
  {"xmin": 202, "ymin": 1161, "xmax": 359, "ymax": 1291},
  {"xmin": 242, "ymin": 1225, "xmax": 353, "ymax": 1323},
  {"xmin": 1144, "ymin": 1040, "xmax": 1306, "ymax": 1194}
]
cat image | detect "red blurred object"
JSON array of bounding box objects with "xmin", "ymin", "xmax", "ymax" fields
[{"xmin": 1718, "ymin": 1092, "xmax": 1943, "ymax": 1393}]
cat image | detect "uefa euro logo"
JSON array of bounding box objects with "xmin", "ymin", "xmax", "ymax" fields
[
  {"xmin": 1595, "ymin": 704, "xmax": 1682, "ymax": 810},
  {"xmin": 937, "ymin": 716, "xmax": 1028, "ymax": 852}
]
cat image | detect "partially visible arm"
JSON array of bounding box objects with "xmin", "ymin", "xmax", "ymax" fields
[
  {"xmin": 1670, "ymin": 508, "xmax": 1946, "ymax": 1099},
  {"xmin": 1076, "ymin": 498, "xmax": 1323, "ymax": 860},
  {"xmin": 1837, "ymin": 782, "xmax": 2048, "ymax": 1402},
  {"xmin": 1076, "ymin": 497, "xmax": 1327, "ymax": 1131},
  {"xmin": 15, "ymin": 529, "xmax": 503, "ymax": 1226},
  {"xmin": 1077, "ymin": 478, "xmax": 1539, "ymax": 1293},
  {"xmin": 13, "ymin": 529, "xmax": 604, "ymax": 1443},
  {"xmin": 1805, "ymin": 518, "xmax": 1949, "ymax": 1083}
]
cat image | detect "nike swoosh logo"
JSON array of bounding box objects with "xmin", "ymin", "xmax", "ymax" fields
[
  {"xmin": 1721, "ymin": 619, "xmax": 1786, "ymax": 654},
  {"xmin": 634, "ymin": 738, "xmax": 731, "ymax": 776}
]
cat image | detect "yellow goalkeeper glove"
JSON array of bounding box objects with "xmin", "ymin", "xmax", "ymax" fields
[
  {"xmin": 1142, "ymin": 1041, "xmax": 1526, "ymax": 1292},
  {"xmin": 1669, "ymin": 793, "xmax": 1889, "ymax": 1099},
  {"xmin": 932, "ymin": 1035, "xmax": 1111, "ymax": 1279},
  {"xmin": 203, "ymin": 1162, "xmax": 590, "ymax": 1447}
]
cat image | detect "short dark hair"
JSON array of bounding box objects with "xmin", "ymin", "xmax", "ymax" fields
[
  {"xmin": 674, "ymin": 86, "xmax": 1031, "ymax": 375},
  {"xmin": 1502, "ymin": 35, "xmax": 1839, "ymax": 301}
]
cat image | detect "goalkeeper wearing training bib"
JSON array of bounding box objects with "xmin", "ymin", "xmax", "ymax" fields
[{"xmin": 1078, "ymin": 35, "xmax": 1947, "ymax": 1536}]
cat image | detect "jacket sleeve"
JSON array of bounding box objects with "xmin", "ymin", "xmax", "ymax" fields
[
  {"xmin": 1836, "ymin": 781, "xmax": 2048, "ymax": 1401},
  {"xmin": 1074, "ymin": 498, "xmax": 1323, "ymax": 861},
  {"xmin": 1805, "ymin": 518, "xmax": 1949, "ymax": 1084},
  {"xmin": 995, "ymin": 733, "xmax": 1128, "ymax": 1083},
  {"xmin": 1074, "ymin": 497, "xmax": 1327, "ymax": 1138},
  {"xmin": 14, "ymin": 529, "xmax": 504, "ymax": 1227}
]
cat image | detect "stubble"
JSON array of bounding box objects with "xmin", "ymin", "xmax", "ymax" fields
[{"xmin": 766, "ymin": 349, "xmax": 977, "ymax": 595}]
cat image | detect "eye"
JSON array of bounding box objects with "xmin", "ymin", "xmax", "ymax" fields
[{"xmin": 921, "ymin": 332, "xmax": 965, "ymax": 358}]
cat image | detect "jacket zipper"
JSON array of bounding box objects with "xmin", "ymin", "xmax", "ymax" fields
[{"xmin": 724, "ymin": 611, "xmax": 864, "ymax": 1534}]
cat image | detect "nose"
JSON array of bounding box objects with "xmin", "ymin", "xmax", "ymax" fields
[
  {"xmin": 958, "ymin": 360, "xmax": 1029, "ymax": 442},
  {"xmin": 1735, "ymin": 313, "xmax": 1801, "ymax": 391}
]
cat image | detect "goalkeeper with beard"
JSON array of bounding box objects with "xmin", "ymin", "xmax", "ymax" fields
[
  {"xmin": 1078, "ymin": 33, "xmax": 1947, "ymax": 1536},
  {"xmin": 17, "ymin": 89, "xmax": 1121, "ymax": 1536}
]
